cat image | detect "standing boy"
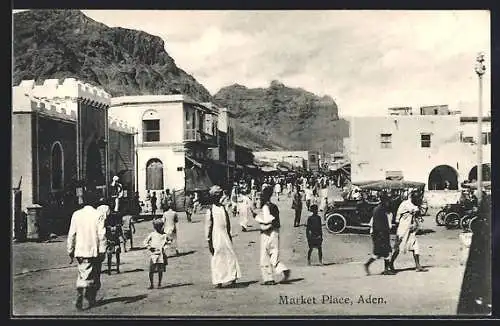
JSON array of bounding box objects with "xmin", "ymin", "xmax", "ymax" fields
[
  {"xmin": 121, "ymin": 208, "xmax": 136, "ymax": 252},
  {"xmin": 306, "ymin": 204, "xmax": 323, "ymax": 265}
]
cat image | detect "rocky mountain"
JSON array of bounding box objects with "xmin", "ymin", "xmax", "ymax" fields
[
  {"xmin": 13, "ymin": 10, "xmax": 349, "ymax": 153},
  {"xmin": 215, "ymin": 81, "xmax": 349, "ymax": 153},
  {"xmin": 13, "ymin": 9, "xmax": 212, "ymax": 102}
]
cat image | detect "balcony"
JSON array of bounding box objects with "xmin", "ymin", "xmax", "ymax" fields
[{"xmin": 184, "ymin": 129, "xmax": 217, "ymax": 145}]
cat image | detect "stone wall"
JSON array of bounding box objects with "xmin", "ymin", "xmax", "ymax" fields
[{"xmin": 424, "ymin": 190, "xmax": 461, "ymax": 208}]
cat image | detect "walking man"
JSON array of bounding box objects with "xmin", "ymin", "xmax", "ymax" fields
[
  {"xmin": 364, "ymin": 191, "xmax": 395, "ymax": 275},
  {"xmin": 162, "ymin": 204, "xmax": 180, "ymax": 256},
  {"xmin": 110, "ymin": 176, "xmax": 123, "ymax": 213},
  {"xmin": 205, "ymin": 185, "xmax": 241, "ymax": 288},
  {"xmin": 390, "ymin": 191, "xmax": 428, "ymax": 272},
  {"xmin": 67, "ymin": 192, "xmax": 106, "ymax": 310},
  {"xmin": 185, "ymin": 193, "xmax": 194, "ymax": 223},
  {"xmin": 292, "ymin": 185, "xmax": 303, "ymax": 227},
  {"xmin": 255, "ymin": 186, "xmax": 291, "ymax": 285}
]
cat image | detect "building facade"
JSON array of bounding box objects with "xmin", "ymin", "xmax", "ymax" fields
[
  {"xmin": 109, "ymin": 95, "xmax": 235, "ymax": 201},
  {"xmin": 253, "ymin": 150, "xmax": 319, "ymax": 171},
  {"xmin": 12, "ymin": 78, "xmax": 135, "ymax": 235},
  {"xmin": 348, "ymin": 110, "xmax": 491, "ymax": 190}
]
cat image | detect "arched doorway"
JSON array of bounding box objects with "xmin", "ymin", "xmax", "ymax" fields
[
  {"xmin": 468, "ymin": 164, "xmax": 491, "ymax": 182},
  {"xmin": 50, "ymin": 142, "xmax": 64, "ymax": 191},
  {"xmin": 86, "ymin": 139, "xmax": 104, "ymax": 187},
  {"xmin": 428, "ymin": 165, "xmax": 458, "ymax": 190},
  {"xmin": 146, "ymin": 158, "xmax": 164, "ymax": 190}
]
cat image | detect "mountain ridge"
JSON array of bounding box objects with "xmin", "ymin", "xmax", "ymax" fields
[{"xmin": 13, "ymin": 9, "xmax": 349, "ymax": 153}]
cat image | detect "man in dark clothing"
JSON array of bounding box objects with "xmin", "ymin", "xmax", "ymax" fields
[
  {"xmin": 306, "ymin": 204, "xmax": 323, "ymax": 265},
  {"xmin": 364, "ymin": 191, "xmax": 395, "ymax": 276},
  {"xmin": 457, "ymin": 192, "xmax": 491, "ymax": 315},
  {"xmin": 292, "ymin": 186, "xmax": 303, "ymax": 227}
]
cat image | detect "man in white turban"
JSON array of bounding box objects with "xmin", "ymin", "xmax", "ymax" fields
[{"xmin": 205, "ymin": 185, "xmax": 241, "ymax": 288}]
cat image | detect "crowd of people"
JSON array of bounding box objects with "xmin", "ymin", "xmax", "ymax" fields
[
  {"xmin": 66, "ymin": 172, "xmax": 340, "ymax": 309},
  {"xmin": 65, "ymin": 172, "xmax": 488, "ymax": 313}
]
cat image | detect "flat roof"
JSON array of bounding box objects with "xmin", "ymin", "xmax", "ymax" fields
[
  {"xmin": 111, "ymin": 94, "xmax": 197, "ymax": 106},
  {"xmin": 460, "ymin": 116, "xmax": 491, "ymax": 123}
]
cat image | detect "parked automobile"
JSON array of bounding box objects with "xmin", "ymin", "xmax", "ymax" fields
[{"xmin": 324, "ymin": 180, "xmax": 426, "ymax": 234}]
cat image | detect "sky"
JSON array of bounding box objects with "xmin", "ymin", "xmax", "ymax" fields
[{"xmin": 16, "ymin": 10, "xmax": 491, "ymax": 117}]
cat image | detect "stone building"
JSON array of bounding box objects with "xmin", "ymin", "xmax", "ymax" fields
[
  {"xmin": 12, "ymin": 78, "xmax": 135, "ymax": 236},
  {"xmin": 253, "ymin": 150, "xmax": 320, "ymax": 171},
  {"xmin": 348, "ymin": 107, "xmax": 491, "ymax": 190},
  {"xmin": 109, "ymin": 95, "xmax": 235, "ymax": 204}
]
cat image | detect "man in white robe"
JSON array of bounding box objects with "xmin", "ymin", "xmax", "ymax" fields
[
  {"xmin": 205, "ymin": 185, "xmax": 241, "ymax": 288},
  {"xmin": 255, "ymin": 186, "xmax": 291, "ymax": 285},
  {"xmin": 238, "ymin": 190, "xmax": 254, "ymax": 232},
  {"xmin": 389, "ymin": 191, "xmax": 428, "ymax": 272},
  {"xmin": 67, "ymin": 193, "xmax": 106, "ymax": 310}
]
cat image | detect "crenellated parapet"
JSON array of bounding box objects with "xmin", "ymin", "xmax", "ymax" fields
[
  {"xmin": 12, "ymin": 90, "xmax": 78, "ymax": 122},
  {"xmin": 30, "ymin": 97, "xmax": 78, "ymax": 121},
  {"xmin": 13, "ymin": 78, "xmax": 111, "ymax": 108},
  {"xmin": 109, "ymin": 116, "xmax": 136, "ymax": 134}
]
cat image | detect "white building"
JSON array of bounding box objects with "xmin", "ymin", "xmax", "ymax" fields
[
  {"xmin": 349, "ymin": 108, "xmax": 491, "ymax": 190},
  {"xmin": 109, "ymin": 95, "xmax": 234, "ymax": 199},
  {"xmin": 254, "ymin": 150, "xmax": 320, "ymax": 171}
]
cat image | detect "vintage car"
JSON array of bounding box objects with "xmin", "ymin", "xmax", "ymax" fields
[{"xmin": 324, "ymin": 180, "xmax": 426, "ymax": 234}]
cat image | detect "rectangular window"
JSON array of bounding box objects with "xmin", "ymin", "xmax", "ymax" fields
[
  {"xmin": 143, "ymin": 119, "xmax": 160, "ymax": 142},
  {"xmin": 482, "ymin": 132, "xmax": 491, "ymax": 145},
  {"xmin": 462, "ymin": 136, "xmax": 474, "ymax": 143},
  {"xmin": 380, "ymin": 133, "xmax": 392, "ymax": 149},
  {"xmin": 421, "ymin": 133, "xmax": 431, "ymax": 148}
]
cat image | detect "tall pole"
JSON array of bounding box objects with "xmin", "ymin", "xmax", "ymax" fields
[{"xmin": 475, "ymin": 53, "xmax": 486, "ymax": 204}]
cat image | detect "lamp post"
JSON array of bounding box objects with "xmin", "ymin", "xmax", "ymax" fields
[{"xmin": 474, "ymin": 52, "xmax": 486, "ymax": 204}]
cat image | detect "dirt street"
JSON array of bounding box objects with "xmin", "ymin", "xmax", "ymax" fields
[{"xmin": 12, "ymin": 191, "xmax": 466, "ymax": 316}]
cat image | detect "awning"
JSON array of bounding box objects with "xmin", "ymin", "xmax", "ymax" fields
[
  {"xmin": 261, "ymin": 166, "xmax": 277, "ymax": 172},
  {"xmin": 186, "ymin": 156, "xmax": 203, "ymax": 168},
  {"xmin": 185, "ymin": 168, "xmax": 213, "ymax": 192}
]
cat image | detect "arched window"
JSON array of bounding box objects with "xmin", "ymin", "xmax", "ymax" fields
[
  {"xmin": 428, "ymin": 165, "xmax": 458, "ymax": 190},
  {"xmin": 468, "ymin": 164, "xmax": 491, "ymax": 182},
  {"xmin": 146, "ymin": 158, "xmax": 164, "ymax": 190},
  {"xmin": 142, "ymin": 110, "xmax": 160, "ymax": 142},
  {"xmin": 50, "ymin": 142, "xmax": 64, "ymax": 191}
]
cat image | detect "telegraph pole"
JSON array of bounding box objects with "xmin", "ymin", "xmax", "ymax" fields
[{"xmin": 474, "ymin": 52, "xmax": 486, "ymax": 203}]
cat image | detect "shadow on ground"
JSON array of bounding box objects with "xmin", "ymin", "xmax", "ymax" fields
[
  {"xmin": 94, "ymin": 294, "xmax": 147, "ymax": 307},
  {"xmin": 231, "ymin": 280, "xmax": 259, "ymax": 288},
  {"xmin": 394, "ymin": 265, "xmax": 434, "ymax": 273},
  {"xmin": 168, "ymin": 250, "xmax": 196, "ymax": 258},
  {"xmin": 128, "ymin": 247, "xmax": 146, "ymax": 251},
  {"xmin": 280, "ymin": 277, "xmax": 305, "ymax": 285},
  {"xmin": 122, "ymin": 268, "xmax": 144, "ymax": 274},
  {"xmin": 159, "ymin": 282, "xmax": 193, "ymax": 289},
  {"xmin": 417, "ymin": 229, "xmax": 436, "ymax": 236}
]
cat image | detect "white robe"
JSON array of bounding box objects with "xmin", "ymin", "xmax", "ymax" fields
[
  {"xmin": 396, "ymin": 199, "xmax": 420, "ymax": 254},
  {"xmin": 205, "ymin": 205, "xmax": 241, "ymax": 285},
  {"xmin": 238, "ymin": 195, "xmax": 253, "ymax": 228}
]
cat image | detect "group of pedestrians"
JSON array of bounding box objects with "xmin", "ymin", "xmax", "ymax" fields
[
  {"xmin": 67, "ymin": 172, "xmax": 434, "ymax": 311},
  {"xmin": 67, "ymin": 179, "xmax": 184, "ymax": 309},
  {"xmin": 204, "ymin": 184, "xmax": 291, "ymax": 288},
  {"xmin": 364, "ymin": 190, "xmax": 428, "ymax": 276}
]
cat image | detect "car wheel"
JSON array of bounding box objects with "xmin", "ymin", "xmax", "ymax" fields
[
  {"xmin": 460, "ymin": 215, "xmax": 473, "ymax": 231},
  {"xmin": 325, "ymin": 213, "xmax": 347, "ymax": 234},
  {"xmin": 444, "ymin": 212, "xmax": 460, "ymax": 229},
  {"xmin": 435, "ymin": 210, "xmax": 446, "ymax": 226},
  {"xmin": 467, "ymin": 215, "xmax": 480, "ymax": 233}
]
